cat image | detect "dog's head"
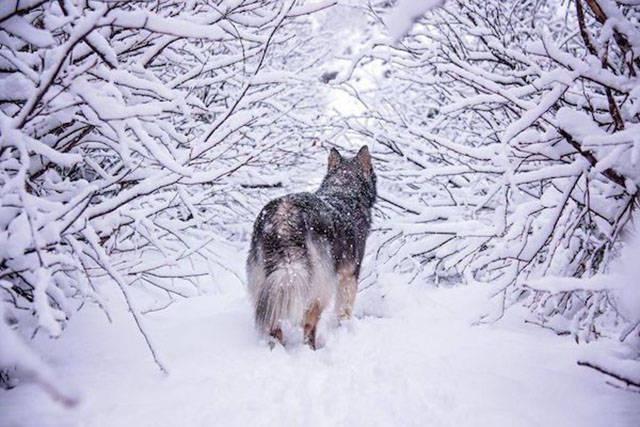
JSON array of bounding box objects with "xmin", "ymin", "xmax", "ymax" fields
[{"xmin": 323, "ymin": 145, "xmax": 376, "ymax": 206}]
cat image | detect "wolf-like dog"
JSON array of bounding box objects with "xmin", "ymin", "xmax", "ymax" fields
[{"xmin": 246, "ymin": 146, "xmax": 376, "ymax": 349}]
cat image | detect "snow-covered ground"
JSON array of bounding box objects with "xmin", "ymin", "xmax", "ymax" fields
[{"xmin": 1, "ymin": 271, "xmax": 638, "ymax": 427}]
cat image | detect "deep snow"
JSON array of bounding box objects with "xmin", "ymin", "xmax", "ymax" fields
[{"xmin": 1, "ymin": 272, "xmax": 638, "ymax": 427}]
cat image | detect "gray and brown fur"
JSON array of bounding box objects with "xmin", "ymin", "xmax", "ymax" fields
[{"xmin": 246, "ymin": 146, "xmax": 376, "ymax": 349}]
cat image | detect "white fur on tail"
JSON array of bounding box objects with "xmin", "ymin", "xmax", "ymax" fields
[{"xmin": 247, "ymin": 238, "xmax": 336, "ymax": 339}]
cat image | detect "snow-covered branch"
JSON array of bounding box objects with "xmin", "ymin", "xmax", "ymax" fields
[
  {"xmin": 0, "ymin": 0, "xmax": 335, "ymax": 397},
  {"xmin": 338, "ymin": 0, "xmax": 640, "ymax": 344}
]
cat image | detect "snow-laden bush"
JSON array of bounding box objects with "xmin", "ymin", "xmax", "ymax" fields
[
  {"xmin": 337, "ymin": 0, "xmax": 639, "ymax": 344},
  {"xmin": 0, "ymin": 0, "xmax": 335, "ymax": 399}
]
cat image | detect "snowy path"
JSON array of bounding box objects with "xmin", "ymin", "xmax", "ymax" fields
[{"xmin": 1, "ymin": 278, "xmax": 638, "ymax": 427}]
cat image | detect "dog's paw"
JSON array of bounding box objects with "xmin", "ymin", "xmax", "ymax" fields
[{"xmin": 313, "ymin": 334, "xmax": 326, "ymax": 350}]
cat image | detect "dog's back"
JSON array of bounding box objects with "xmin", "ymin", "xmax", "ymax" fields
[
  {"xmin": 247, "ymin": 146, "xmax": 376, "ymax": 348},
  {"xmin": 247, "ymin": 193, "xmax": 336, "ymax": 346}
]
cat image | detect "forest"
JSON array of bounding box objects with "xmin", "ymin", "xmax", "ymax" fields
[{"xmin": 0, "ymin": 0, "xmax": 639, "ymax": 425}]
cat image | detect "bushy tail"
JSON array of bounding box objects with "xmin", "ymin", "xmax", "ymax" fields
[
  {"xmin": 247, "ymin": 196, "xmax": 335, "ymax": 341},
  {"xmin": 253, "ymin": 260, "xmax": 310, "ymax": 335}
]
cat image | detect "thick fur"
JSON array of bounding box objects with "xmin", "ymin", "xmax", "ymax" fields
[{"xmin": 247, "ymin": 146, "xmax": 376, "ymax": 348}]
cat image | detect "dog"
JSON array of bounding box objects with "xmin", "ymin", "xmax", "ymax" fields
[{"xmin": 246, "ymin": 146, "xmax": 376, "ymax": 349}]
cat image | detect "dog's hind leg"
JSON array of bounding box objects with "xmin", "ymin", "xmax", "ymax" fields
[
  {"xmin": 336, "ymin": 265, "xmax": 358, "ymax": 320},
  {"xmin": 269, "ymin": 327, "xmax": 284, "ymax": 349},
  {"xmin": 303, "ymin": 301, "xmax": 322, "ymax": 350}
]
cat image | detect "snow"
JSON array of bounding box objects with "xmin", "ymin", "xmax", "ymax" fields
[
  {"xmin": 2, "ymin": 0, "xmax": 640, "ymax": 424},
  {"xmin": 525, "ymin": 219, "xmax": 640, "ymax": 333},
  {"xmin": 0, "ymin": 302, "xmax": 79, "ymax": 408},
  {"xmin": 1, "ymin": 15, "xmax": 54, "ymax": 48},
  {"xmin": 103, "ymin": 11, "xmax": 230, "ymax": 41},
  {"xmin": 1, "ymin": 271, "xmax": 637, "ymax": 426},
  {"xmin": 288, "ymin": 0, "xmax": 338, "ymax": 18},
  {"xmin": 525, "ymin": 274, "xmax": 622, "ymax": 293},
  {"xmin": 610, "ymin": 230, "xmax": 640, "ymax": 328},
  {"xmin": 0, "ymin": 73, "xmax": 34, "ymax": 101},
  {"xmin": 501, "ymin": 84, "xmax": 569, "ymax": 144},
  {"xmin": 384, "ymin": 0, "xmax": 446, "ymax": 42}
]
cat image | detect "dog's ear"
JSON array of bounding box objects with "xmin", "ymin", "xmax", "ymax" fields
[
  {"xmin": 328, "ymin": 147, "xmax": 343, "ymax": 172},
  {"xmin": 356, "ymin": 145, "xmax": 373, "ymax": 175}
]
